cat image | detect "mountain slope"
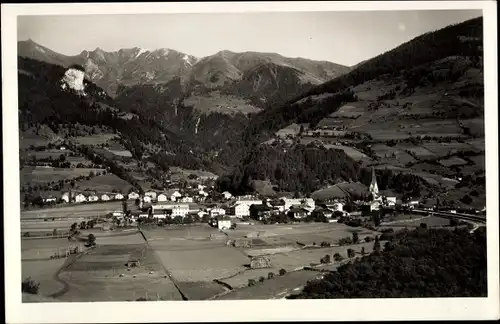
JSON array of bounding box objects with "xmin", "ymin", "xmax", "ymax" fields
[{"xmin": 218, "ymin": 16, "xmax": 484, "ymax": 203}]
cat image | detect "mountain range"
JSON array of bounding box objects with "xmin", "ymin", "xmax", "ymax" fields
[{"xmin": 18, "ymin": 39, "xmax": 351, "ymax": 97}]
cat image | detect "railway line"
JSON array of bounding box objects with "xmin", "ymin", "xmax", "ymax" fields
[{"xmin": 412, "ymin": 209, "xmax": 486, "ymax": 224}]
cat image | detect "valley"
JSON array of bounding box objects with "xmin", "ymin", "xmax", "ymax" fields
[{"xmin": 17, "ymin": 15, "xmax": 487, "ymax": 303}]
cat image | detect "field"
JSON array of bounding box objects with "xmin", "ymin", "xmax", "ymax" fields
[
  {"xmin": 73, "ymin": 133, "xmax": 118, "ymax": 145},
  {"xmin": 322, "ymin": 144, "xmax": 370, "ymax": 161},
  {"xmin": 371, "ymin": 144, "xmax": 416, "ymax": 165},
  {"xmin": 57, "ymin": 241, "xmax": 183, "ymax": 302},
  {"xmin": 21, "ymin": 201, "xmax": 124, "ymax": 220},
  {"xmin": 169, "ymin": 167, "xmax": 218, "ymax": 181},
  {"xmin": 439, "ymin": 156, "xmax": 468, "ymax": 167},
  {"xmin": 379, "ymin": 216, "xmax": 452, "ymax": 229},
  {"xmin": 20, "ymin": 167, "xmax": 105, "ymax": 185},
  {"xmin": 183, "ymin": 91, "xmax": 262, "ymax": 115},
  {"xmin": 20, "ymin": 148, "xmax": 74, "ymax": 160},
  {"xmin": 74, "ymin": 173, "xmax": 134, "ymax": 193}
]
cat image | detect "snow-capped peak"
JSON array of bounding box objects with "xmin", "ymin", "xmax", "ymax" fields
[
  {"xmin": 135, "ymin": 48, "xmax": 149, "ymax": 58},
  {"xmin": 183, "ymin": 54, "xmax": 193, "ymax": 66}
]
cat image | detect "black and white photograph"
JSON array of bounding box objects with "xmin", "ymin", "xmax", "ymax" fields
[{"xmin": 2, "ymin": 1, "xmax": 499, "ymax": 323}]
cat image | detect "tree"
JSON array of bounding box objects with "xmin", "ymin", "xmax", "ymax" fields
[
  {"xmin": 87, "ymin": 233, "xmax": 96, "ymax": 246},
  {"xmin": 259, "ymin": 276, "xmax": 265, "ymax": 283},
  {"xmin": 364, "ymin": 236, "xmax": 373, "ymax": 243},
  {"xmin": 201, "ymin": 214, "xmax": 210, "ymax": 223},
  {"xmin": 373, "ymin": 235, "xmax": 381, "ymax": 253},
  {"xmin": 279, "ymin": 269, "xmax": 287, "ymax": 276},
  {"xmin": 70, "ymin": 222, "xmax": 77, "ymax": 233},
  {"xmin": 352, "ymin": 232, "xmax": 359, "ymax": 244},
  {"xmin": 333, "ymin": 253, "xmax": 344, "ymax": 262},
  {"xmin": 52, "ymin": 228, "xmax": 58, "ymax": 237},
  {"xmin": 268, "ymin": 272, "xmax": 275, "ymax": 279},
  {"xmin": 361, "ymin": 247, "xmax": 366, "ymax": 255},
  {"xmin": 80, "ymin": 221, "xmax": 87, "ymax": 230},
  {"xmin": 248, "ymin": 279, "xmax": 256, "ymax": 286},
  {"xmin": 173, "ymin": 216, "xmax": 183, "ymax": 224},
  {"xmin": 122, "ymin": 200, "xmax": 128, "ymax": 214},
  {"xmin": 420, "ymin": 222, "xmax": 428, "ymax": 229},
  {"xmin": 22, "ymin": 277, "xmax": 40, "ymax": 295},
  {"xmin": 347, "ymin": 249, "xmax": 356, "ymax": 258},
  {"xmin": 384, "ymin": 241, "xmax": 395, "ymax": 252},
  {"xmin": 135, "ymin": 198, "xmax": 141, "ymax": 207},
  {"xmin": 321, "ymin": 254, "xmax": 331, "ymax": 264}
]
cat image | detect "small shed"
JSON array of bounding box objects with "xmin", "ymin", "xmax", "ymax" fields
[{"xmin": 250, "ymin": 256, "xmax": 272, "ymax": 269}]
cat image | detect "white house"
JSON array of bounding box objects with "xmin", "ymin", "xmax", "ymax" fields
[
  {"xmin": 198, "ymin": 184, "xmax": 206, "ymax": 190},
  {"xmin": 368, "ymin": 200, "xmax": 381, "ymax": 211},
  {"xmin": 128, "ymin": 192, "xmax": 140, "ymax": 200},
  {"xmin": 101, "ymin": 194, "xmax": 111, "ymax": 201},
  {"xmin": 222, "ymin": 191, "xmax": 233, "ymax": 200},
  {"xmin": 327, "ymin": 202, "xmax": 344, "ymax": 212},
  {"xmin": 138, "ymin": 213, "xmax": 149, "ymax": 219},
  {"xmin": 157, "ymin": 193, "xmax": 168, "ymax": 202},
  {"xmin": 88, "ymin": 195, "xmax": 99, "ymax": 202},
  {"xmin": 198, "ymin": 190, "xmax": 209, "ymax": 197},
  {"xmin": 230, "ymin": 199, "xmax": 262, "ymax": 217},
  {"xmin": 180, "ymin": 196, "xmax": 194, "ymax": 203},
  {"xmin": 143, "ymin": 196, "xmax": 152, "ymax": 203},
  {"xmin": 209, "ymin": 207, "xmax": 226, "ymax": 218},
  {"xmin": 61, "ymin": 192, "xmax": 70, "ymax": 203},
  {"xmin": 75, "ymin": 193, "xmax": 87, "ymax": 203},
  {"xmin": 152, "ymin": 203, "xmax": 190, "ymax": 218},
  {"xmin": 43, "ymin": 197, "xmax": 57, "ymax": 204},
  {"xmin": 217, "ymin": 217, "xmax": 232, "ymax": 230},
  {"xmin": 113, "ymin": 211, "xmax": 124, "ymax": 218},
  {"xmin": 114, "ymin": 193, "xmax": 124, "ymax": 200},
  {"xmin": 385, "ymin": 197, "xmax": 397, "ymax": 206},
  {"xmin": 165, "ymin": 189, "xmax": 182, "ymax": 201},
  {"xmin": 281, "ymin": 198, "xmax": 315, "ymax": 212},
  {"xmin": 145, "ymin": 191, "xmax": 157, "ymax": 199},
  {"xmin": 153, "ymin": 214, "xmax": 167, "ymax": 220}
]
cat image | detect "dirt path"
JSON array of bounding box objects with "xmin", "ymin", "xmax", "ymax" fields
[{"xmin": 48, "ymin": 252, "xmax": 85, "ymax": 299}]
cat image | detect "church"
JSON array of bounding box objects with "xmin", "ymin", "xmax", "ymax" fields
[{"xmin": 365, "ymin": 168, "xmax": 397, "ymax": 211}]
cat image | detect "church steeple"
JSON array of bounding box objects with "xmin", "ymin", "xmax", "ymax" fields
[{"xmin": 369, "ymin": 168, "xmax": 379, "ymax": 197}]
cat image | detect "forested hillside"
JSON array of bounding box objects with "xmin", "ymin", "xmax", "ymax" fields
[{"xmin": 288, "ymin": 226, "xmax": 487, "ymax": 298}]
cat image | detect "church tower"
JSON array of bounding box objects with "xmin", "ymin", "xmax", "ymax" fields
[{"xmin": 369, "ymin": 168, "xmax": 379, "ymax": 197}]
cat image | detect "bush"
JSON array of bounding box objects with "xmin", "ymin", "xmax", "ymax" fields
[
  {"xmin": 333, "ymin": 253, "xmax": 344, "ymax": 262},
  {"xmin": 364, "ymin": 236, "xmax": 373, "ymax": 243},
  {"xmin": 320, "ymin": 254, "xmax": 331, "ymax": 264},
  {"xmin": 347, "ymin": 249, "xmax": 356, "ymax": 258},
  {"xmin": 279, "ymin": 269, "xmax": 287, "ymax": 276},
  {"xmin": 248, "ymin": 279, "xmax": 256, "ymax": 286},
  {"xmin": 320, "ymin": 241, "xmax": 331, "ymax": 247},
  {"xmin": 259, "ymin": 276, "xmax": 265, "ymax": 283},
  {"xmin": 22, "ymin": 277, "xmax": 40, "ymax": 294},
  {"xmin": 268, "ymin": 272, "xmax": 275, "ymax": 279}
]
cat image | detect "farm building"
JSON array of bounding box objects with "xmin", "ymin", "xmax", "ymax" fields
[
  {"xmin": 157, "ymin": 193, "xmax": 168, "ymax": 202},
  {"xmin": 143, "ymin": 196, "xmax": 152, "ymax": 203},
  {"xmin": 222, "ymin": 191, "xmax": 233, "ymax": 200},
  {"xmin": 314, "ymin": 206, "xmax": 334, "ymax": 218},
  {"xmin": 164, "ymin": 189, "xmax": 182, "ymax": 201},
  {"xmin": 61, "ymin": 192, "xmax": 70, "ymax": 203},
  {"xmin": 180, "ymin": 196, "xmax": 194, "ymax": 203},
  {"xmin": 249, "ymin": 204, "xmax": 272, "ymax": 220},
  {"xmin": 101, "ymin": 194, "xmax": 111, "ymax": 201},
  {"xmin": 74, "ymin": 193, "xmax": 86, "ymax": 203},
  {"xmin": 112, "ymin": 211, "xmax": 124, "ymax": 218},
  {"xmin": 144, "ymin": 191, "xmax": 157, "ymax": 199},
  {"xmin": 88, "ymin": 194, "xmax": 99, "ymax": 202},
  {"xmin": 325, "ymin": 201, "xmax": 344, "ymax": 212},
  {"xmin": 42, "ymin": 196, "xmax": 57, "ymax": 204},
  {"xmin": 217, "ymin": 217, "xmax": 232, "ymax": 230},
  {"xmin": 281, "ymin": 198, "xmax": 315, "ymax": 211},
  {"xmin": 126, "ymin": 260, "xmax": 140, "ymax": 268},
  {"xmin": 114, "ymin": 193, "xmax": 124, "ymax": 200},
  {"xmin": 138, "ymin": 213, "xmax": 149, "ymax": 219},
  {"xmin": 287, "ymin": 207, "xmax": 309, "ymax": 219},
  {"xmin": 128, "ymin": 192, "xmax": 140, "ymax": 200},
  {"xmin": 250, "ymin": 256, "xmax": 272, "ymax": 269},
  {"xmin": 198, "ymin": 190, "xmax": 209, "ymax": 197},
  {"xmin": 209, "ymin": 207, "xmax": 226, "ymax": 218}
]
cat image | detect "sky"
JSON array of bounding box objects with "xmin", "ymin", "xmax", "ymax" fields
[{"xmin": 18, "ymin": 10, "xmax": 482, "ymax": 66}]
